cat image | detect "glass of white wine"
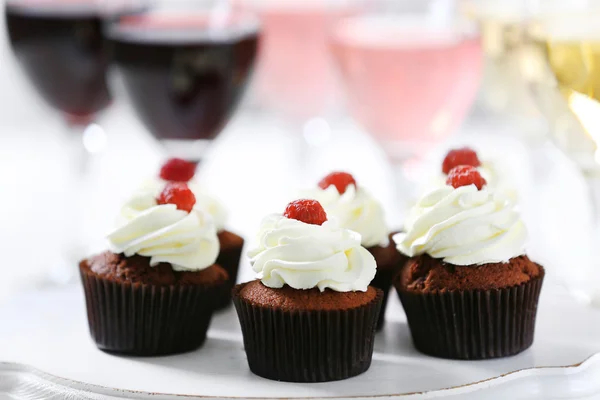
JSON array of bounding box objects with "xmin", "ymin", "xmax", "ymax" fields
[
  {"xmin": 460, "ymin": 0, "xmax": 546, "ymax": 143},
  {"xmin": 527, "ymin": 7, "xmax": 600, "ymax": 306}
]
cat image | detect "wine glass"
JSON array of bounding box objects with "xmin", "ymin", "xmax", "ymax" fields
[
  {"xmin": 107, "ymin": 0, "xmax": 260, "ymax": 164},
  {"xmin": 331, "ymin": 0, "xmax": 483, "ymax": 224},
  {"xmin": 525, "ymin": 3, "xmax": 600, "ymax": 306},
  {"xmin": 241, "ymin": 0, "xmax": 363, "ymax": 176},
  {"xmin": 460, "ymin": 0, "xmax": 545, "ymax": 143},
  {"xmin": 4, "ymin": 0, "xmax": 143, "ymax": 282}
]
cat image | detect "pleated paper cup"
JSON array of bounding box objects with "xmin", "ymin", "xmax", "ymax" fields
[
  {"xmin": 396, "ymin": 267, "xmax": 544, "ymax": 360},
  {"xmin": 370, "ymin": 260, "xmax": 405, "ymax": 331},
  {"xmin": 80, "ymin": 267, "xmax": 221, "ymax": 356},
  {"xmin": 232, "ymin": 283, "xmax": 383, "ymax": 382},
  {"xmin": 368, "ymin": 232, "xmax": 408, "ymax": 330}
]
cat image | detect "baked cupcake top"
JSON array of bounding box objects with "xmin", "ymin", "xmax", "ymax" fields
[
  {"xmin": 394, "ymin": 166, "xmax": 526, "ymax": 266},
  {"xmin": 304, "ymin": 172, "xmax": 389, "ymax": 248},
  {"xmin": 141, "ymin": 158, "xmax": 228, "ymax": 232},
  {"xmin": 107, "ymin": 181, "xmax": 220, "ymax": 272},
  {"xmin": 248, "ymin": 199, "xmax": 377, "ymax": 292}
]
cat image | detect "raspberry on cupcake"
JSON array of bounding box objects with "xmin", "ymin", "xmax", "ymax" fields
[
  {"xmin": 446, "ymin": 164, "xmax": 487, "ymax": 190},
  {"xmin": 79, "ymin": 181, "xmax": 227, "ymax": 356},
  {"xmin": 233, "ymin": 199, "xmax": 383, "ymax": 382},
  {"xmin": 146, "ymin": 158, "xmax": 244, "ymax": 309},
  {"xmin": 440, "ymin": 147, "xmax": 518, "ymax": 200},
  {"xmin": 441, "ymin": 147, "xmax": 482, "ymax": 174},
  {"xmin": 393, "ymin": 168, "xmax": 544, "ymax": 360},
  {"xmin": 306, "ymin": 171, "xmax": 405, "ymax": 330}
]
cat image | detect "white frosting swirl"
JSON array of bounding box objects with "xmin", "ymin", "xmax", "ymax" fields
[
  {"xmin": 107, "ymin": 188, "xmax": 220, "ymax": 271},
  {"xmin": 394, "ymin": 185, "xmax": 526, "ymax": 266},
  {"xmin": 478, "ymin": 161, "xmax": 519, "ymax": 203},
  {"xmin": 248, "ymin": 215, "xmax": 376, "ymax": 292},
  {"xmin": 304, "ymin": 184, "xmax": 389, "ymax": 248},
  {"xmin": 142, "ymin": 179, "xmax": 228, "ymax": 232}
]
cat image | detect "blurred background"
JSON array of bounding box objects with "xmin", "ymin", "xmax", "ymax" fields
[{"xmin": 1, "ymin": 0, "xmax": 600, "ymax": 307}]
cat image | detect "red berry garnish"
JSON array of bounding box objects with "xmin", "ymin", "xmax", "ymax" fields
[
  {"xmin": 159, "ymin": 158, "xmax": 196, "ymax": 182},
  {"xmin": 318, "ymin": 171, "xmax": 357, "ymax": 194},
  {"xmin": 446, "ymin": 165, "xmax": 487, "ymax": 190},
  {"xmin": 283, "ymin": 199, "xmax": 327, "ymax": 225},
  {"xmin": 442, "ymin": 147, "xmax": 481, "ymax": 174},
  {"xmin": 157, "ymin": 182, "xmax": 196, "ymax": 212}
]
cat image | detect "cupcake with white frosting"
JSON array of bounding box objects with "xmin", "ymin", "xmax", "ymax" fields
[
  {"xmin": 142, "ymin": 158, "xmax": 244, "ymax": 309},
  {"xmin": 305, "ymin": 171, "xmax": 406, "ymax": 330},
  {"xmin": 232, "ymin": 199, "xmax": 383, "ymax": 382},
  {"xmin": 393, "ymin": 165, "xmax": 544, "ymax": 360},
  {"xmin": 79, "ymin": 181, "xmax": 228, "ymax": 356}
]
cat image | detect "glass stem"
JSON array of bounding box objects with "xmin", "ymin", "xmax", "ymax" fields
[
  {"xmin": 51, "ymin": 120, "xmax": 95, "ymax": 285},
  {"xmin": 279, "ymin": 115, "xmax": 317, "ymax": 187},
  {"xmin": 389, "ymin": 156, "xmax": 421, "ymax": 231},
  {"xmin": 585, "ymin": 174, "xmax": 600, "ymax": 303}
]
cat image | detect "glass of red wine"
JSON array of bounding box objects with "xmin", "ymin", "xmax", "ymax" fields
[
  {"xmin": 5, "ymin": 1, "xmax": 112, "ymax": 122},
  {"xmin": 107, "ymin": 0, "xmax": 260, "ymax": 163},
  {"xmin": 5, "ymin": 0, "xmax": 144, "ymax": 283}
]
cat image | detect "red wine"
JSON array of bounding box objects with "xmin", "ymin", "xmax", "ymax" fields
[
  {"xmin": 5, "ymin": 1, "xmax": 114, "ymax": 118},
  {"xmin": 109, "ymin": 15, "xmax": 259, "ymax": 142}
]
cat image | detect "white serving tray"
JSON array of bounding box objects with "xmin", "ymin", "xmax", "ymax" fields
[{"xmin": 1, "ymin": 279, "xmax": 600, "ymax": 400}]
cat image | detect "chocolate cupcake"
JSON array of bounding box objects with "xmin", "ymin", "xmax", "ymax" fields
[
  {"xmin": 393, "ymin": 166, "xmax": 544, "ymax": 360},
  {"xmin": 145, "ymin": 158, "xmax": 245, "ymax": 309},
  {"xmin": 308, "ymin": 171, "xmax": 403, "ymax": 329},
  {"xmin": 233, "ymin": 199, "xmax": 383, "ymax": 382},
  {"xmin": 80, "ymin": 181, "xmax": 227, "ymax": 356}
]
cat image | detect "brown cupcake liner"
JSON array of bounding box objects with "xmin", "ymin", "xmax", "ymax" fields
[
  {"xmin": 368, "ymin": 233, "xmax": 408, "ymax": 330},
  {"xmin": 396, "ymin": 268, "xmax": 544, "ymax": 360},
  {"xmin": 370, "ymin": 267, "xmax": 396, "ymax": 331},
  {"xmin": 214, "ymin": 244, "xmax": 244, "ymax": 310},
  {"xmin": 370, "ymin": 256, "xmax": 409, "ymax": 330},
  {"xmin": 232, "ymin": 284, "xmax": 383, "ymax": 382},
  {"xmin": 80, "ymin": 268, "xmax": 220, "ymax": 356}
]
